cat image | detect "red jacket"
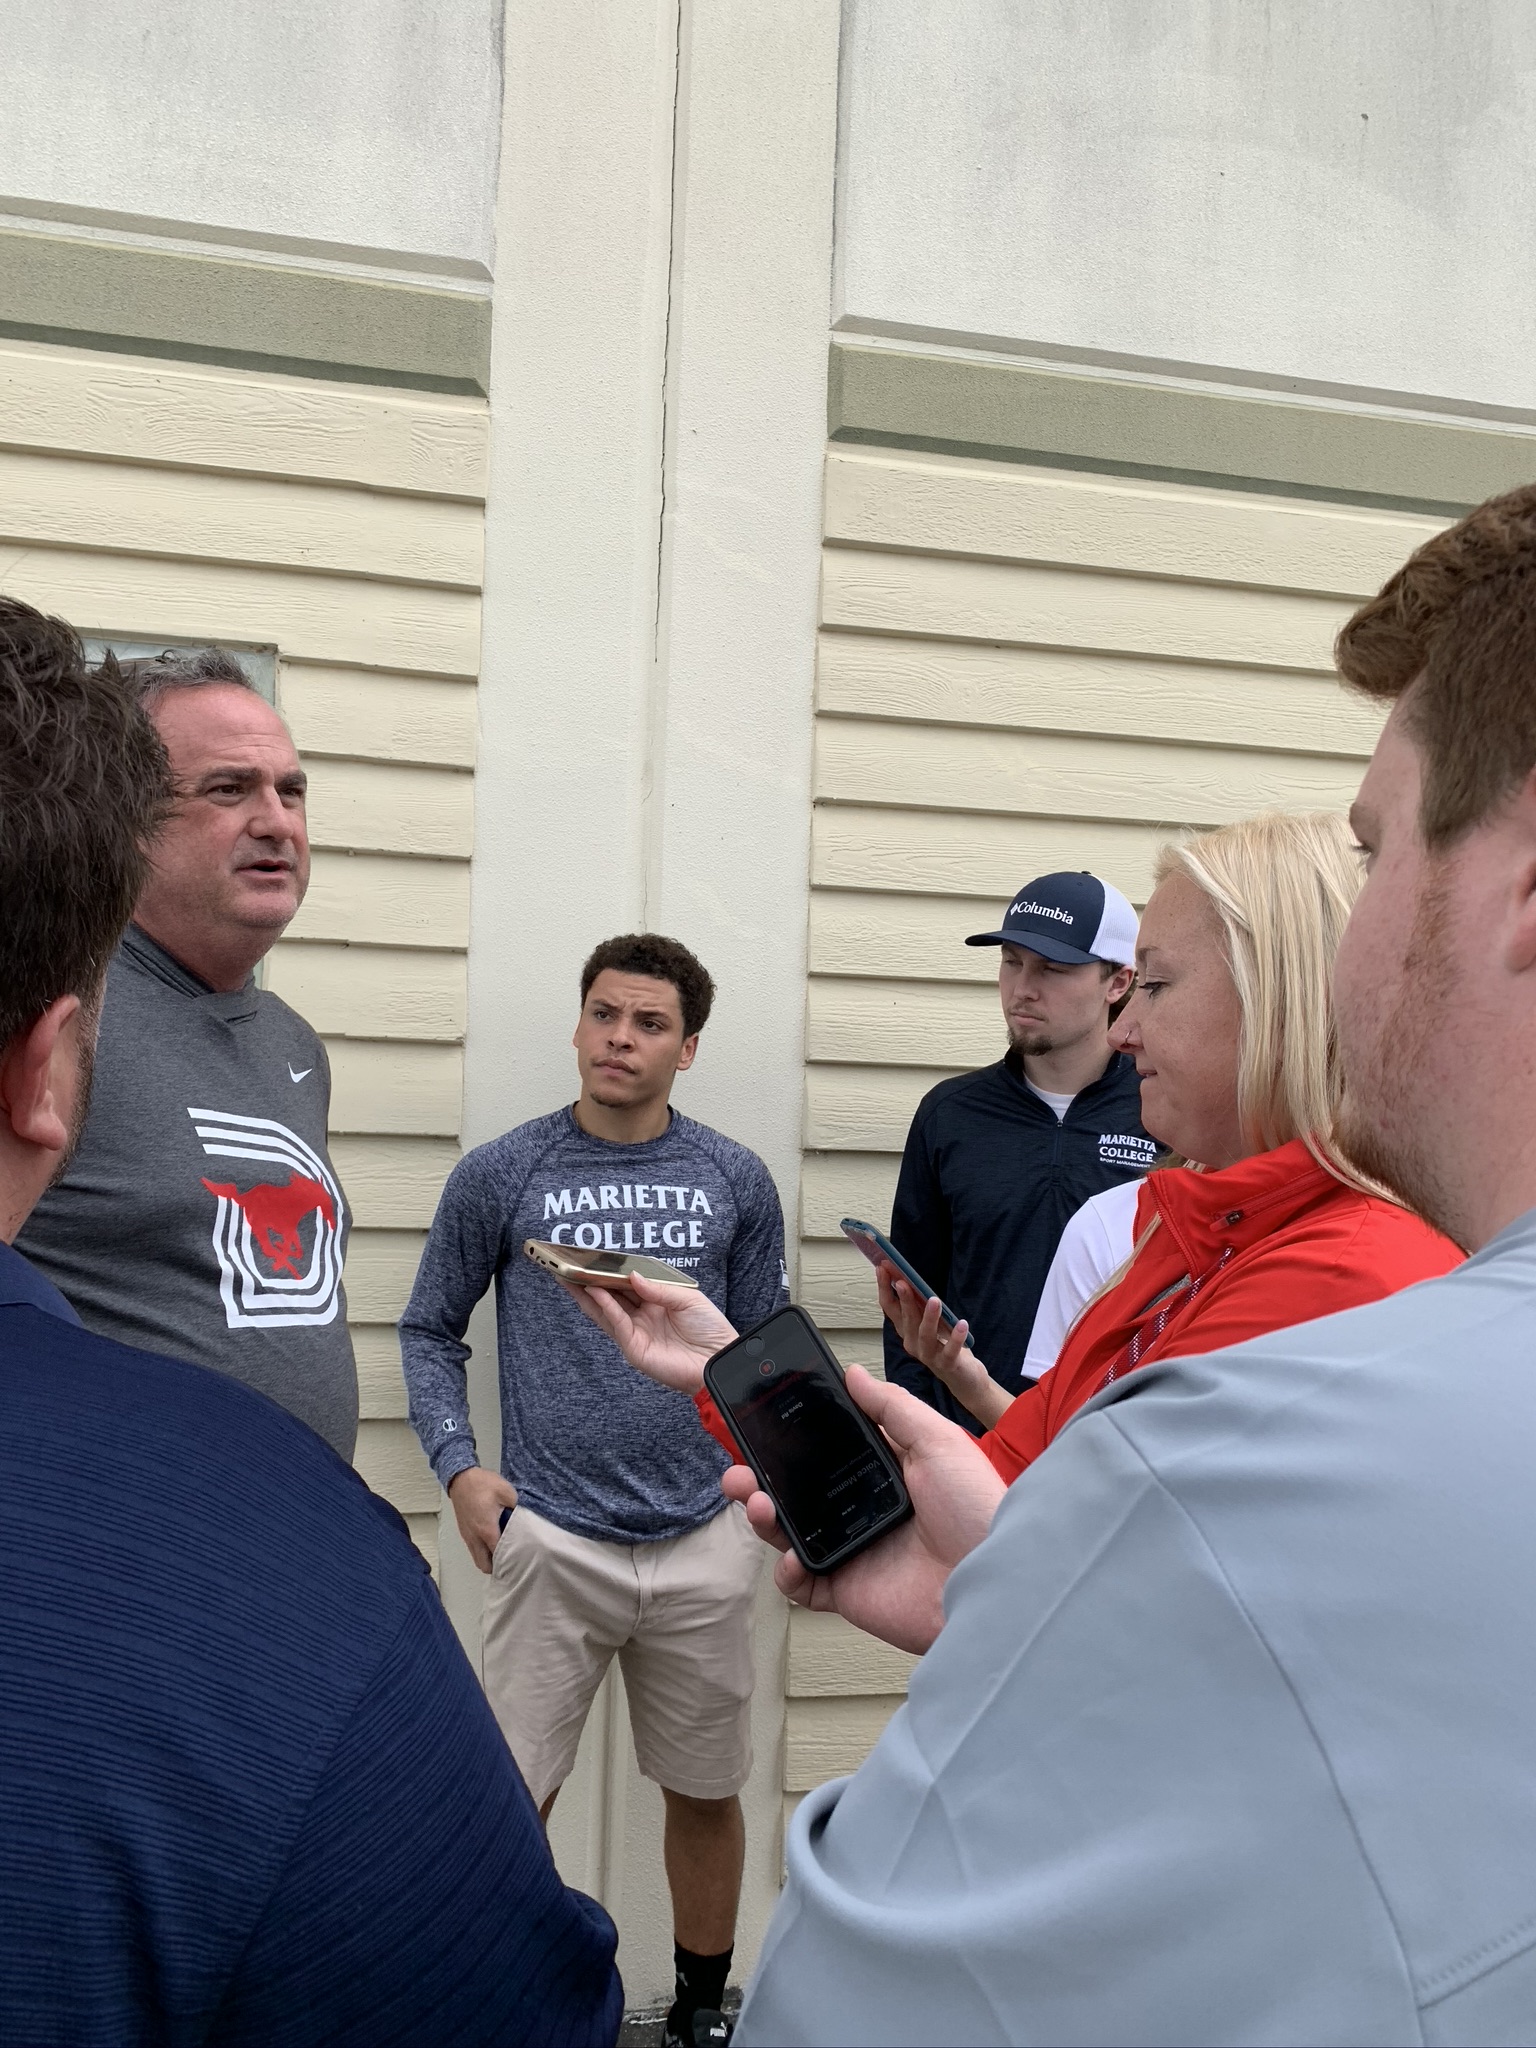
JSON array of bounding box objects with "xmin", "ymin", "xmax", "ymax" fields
[
  {"xmin": 978, "ymin": 1138, "xmax": 1461, "ymax": 1482},
  {"xmin": 691, "ymin": 1138, "xmax": 1461, "ymax": 1481}
]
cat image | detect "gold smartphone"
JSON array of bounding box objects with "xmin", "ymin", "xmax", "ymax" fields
[{"xmin": 523, "ymin": 1239, "xmax": 701, "ymax": 1291}]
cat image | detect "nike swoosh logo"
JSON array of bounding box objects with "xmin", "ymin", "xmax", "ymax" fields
[{"xmin": 288, "ymin": 1064, "xmax": 312, "ymax": 1083}]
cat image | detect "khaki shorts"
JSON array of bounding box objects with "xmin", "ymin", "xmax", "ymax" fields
[{"xmin": 481, "ymin": 1502, "xmax": 762, "ymax": 1807}]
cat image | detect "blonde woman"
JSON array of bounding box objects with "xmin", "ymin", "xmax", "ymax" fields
[
  {"xmin": 878, "ymin": 810, "xmax": 1461, "ymax": 1480},
  {"xmin": 563, "ymin": 814, "xmax": 1460, "ymax": 1500}
]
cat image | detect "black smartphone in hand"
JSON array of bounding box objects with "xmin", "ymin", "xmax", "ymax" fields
[{"xmin": 703, "ymin": 1304, "xmax": 912, "ymax": 1574}]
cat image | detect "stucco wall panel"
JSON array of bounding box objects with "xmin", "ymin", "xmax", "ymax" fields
[
  {"xmin": 838, "ymin": 0, "xmax": 1536, "ymax": 411},
  {"xmin": 2, "ymin": 0, "xmax": 502, "ymax": 273}
]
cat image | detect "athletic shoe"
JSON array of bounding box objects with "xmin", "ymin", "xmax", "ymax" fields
[{"xmin": 662, "ymin": 2005, "xmax": 732, "ymax": 2047}]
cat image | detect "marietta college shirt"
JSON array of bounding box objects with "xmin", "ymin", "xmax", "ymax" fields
[
  {"xmin": 17, "ymin": 925, "xmax": 357, "ymax": 1456},
  {"xmin": 401, "ymin": 1106, "xmax": 789, "ymax": 1543}
]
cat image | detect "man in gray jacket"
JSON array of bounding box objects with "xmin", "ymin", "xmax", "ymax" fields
[
  {"xmin": 402, "ymin": 931, "xmax": 787, "ymax": 2048},
  {"xmin": 18, "ymin": 650, "xmax": 357, "ymax": 1456},
  {"xmin": 730, "ymin": 485, "xmax": 1536, "ymax": 2046}
]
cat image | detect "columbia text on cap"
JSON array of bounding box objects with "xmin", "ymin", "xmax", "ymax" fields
[{"xmin": 964, "ymin": 871, "xmax": 1138, "ymax": 967}]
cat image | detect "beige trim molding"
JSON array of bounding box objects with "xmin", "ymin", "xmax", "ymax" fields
[
  {"xmin": 829, "ymin": 341, "xmax": 1536, "ymax": 515},
  {"xmin": 0, "ymin": 229, "xmax": 491, "ymax": 396}
]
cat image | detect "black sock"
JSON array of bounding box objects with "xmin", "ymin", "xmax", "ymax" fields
[{"xmin": 673, "ymin": 1941, "xmax": 732, "ymax": 2021}]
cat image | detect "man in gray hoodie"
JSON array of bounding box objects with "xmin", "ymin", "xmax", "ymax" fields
[
  {"xmin": 724, "ymin": 485, "xmax": 1536, "ymax": 2046},
  {"xmin": 402, "ymin": 931, "xmax": 788, "ymax": 2048},
  {"xmin": 18, "ymin": 650, "xmax": 357, "ymax": 1457}
]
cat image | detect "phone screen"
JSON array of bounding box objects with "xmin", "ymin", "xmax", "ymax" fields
[{"xmin": 706, "ymin": 1308, "xmax": 909, "ymax": 1570}]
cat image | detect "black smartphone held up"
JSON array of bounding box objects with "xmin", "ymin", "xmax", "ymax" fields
[{"xmin": 703, "ymin": 1304, "xmax": 912, "ymax": 1574}]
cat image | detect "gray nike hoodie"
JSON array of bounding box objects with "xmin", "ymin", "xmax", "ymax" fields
[{"xmin": 18, "ymin": 926, "xmax": 357, "ymax": 1455}]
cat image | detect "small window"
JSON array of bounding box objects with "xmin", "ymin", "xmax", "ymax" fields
[{"xmin": 82, "ymin": 635, "xmax": 278, "ymax": 704}]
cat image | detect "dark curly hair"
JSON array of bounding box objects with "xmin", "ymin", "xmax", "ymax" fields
[
  {"xmin": 0, "ymin": 597, "xmax": 173, "ymax": 1048},
  {"xmin": 579, "ymin": 933, "xmax": 716, "ymax": 1039}
]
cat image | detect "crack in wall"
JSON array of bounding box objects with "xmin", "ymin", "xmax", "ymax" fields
[{"xmin": 640, "ymin": 0, "xmax": 685, "ymax": 930}]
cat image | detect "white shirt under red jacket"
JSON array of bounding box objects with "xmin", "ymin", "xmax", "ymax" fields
[{"xmin": 17, "ymin": 923, "xmax": 357, "ymax": 1455}]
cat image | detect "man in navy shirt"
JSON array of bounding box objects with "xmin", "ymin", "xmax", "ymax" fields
[
  {"xmin": 884, "ymin": 872, "xmax": 1151, "ymax": 1430},
  {"xmin": 0, "ymin": 597, "xmax": 621, "ymax": 2047}
]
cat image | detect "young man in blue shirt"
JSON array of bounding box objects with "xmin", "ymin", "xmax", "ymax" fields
[{"xmin": 403, "ymin": 933, "xmax": 788, "ymax": 2048}]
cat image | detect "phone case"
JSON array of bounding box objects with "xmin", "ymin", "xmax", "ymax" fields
[
  {"xmin": 703, "ymin": 1304, "xmax": 912, "ymax": 1575},
  {"xmin": 839, "ymin": 1218, "xmax": 973, "ymax": 1347},
  {"xmin": 522, "ymin": 1239, "xmax": 699, "ymax": 1290}
]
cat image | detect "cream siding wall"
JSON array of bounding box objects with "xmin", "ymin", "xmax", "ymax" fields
[
  {"xmin": 0, "ymin": 336, "xmax": 486, "ymax": 1559},
  {"xmin": 792, "ymin": 442, "xmax": 1446, "ymax": 1784}
]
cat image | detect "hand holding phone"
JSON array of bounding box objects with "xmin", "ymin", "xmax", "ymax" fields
[
  {"xmin": 874, "ymin": 1265, "xmax": 1014, "ymax": 1430},
  {"xmin": 556, "ymin": 1267, "xmax": 737, "ymax": 1394},
  {"xmin": 704, "ymin": 1306, "xmax": 912, "ymax": 1573},
  {"xmin": 840, "ymin": 1219, "xmax": 974, "ymax": 1350},
  {"xmin": 719, "ymin": 1359, "xmax": 1007, "ymax": 1655}
]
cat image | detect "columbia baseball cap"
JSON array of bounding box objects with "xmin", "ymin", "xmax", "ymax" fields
[{"xmin": 965, "ymin": 870, "xmax": 1138, "ymax": 967}]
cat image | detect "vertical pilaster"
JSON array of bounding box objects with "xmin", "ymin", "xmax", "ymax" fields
[{"xmin": 465, "ymin": 0, "xmax": 840, "ymax": 2002}]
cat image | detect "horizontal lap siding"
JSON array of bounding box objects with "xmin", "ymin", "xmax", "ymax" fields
[
  {"xmin": 0, "ymin": 337, "xmax": 488, "ymax": 1570},
  {"xmin": 791, "ymin": 444, "xmax": 1444, "ymax": 1785},
  {"xmin": 782, "ymin": 1608, "xmax": 919, "ymax": 1842}
]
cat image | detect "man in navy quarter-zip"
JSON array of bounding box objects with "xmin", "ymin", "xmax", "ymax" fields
[
  {"xmin": 884, "ymin": 872, "xmax": 1151, "ymax": 1431},
  {"xmin": 401, "ymin": 932, "xmax": 788, "ymax": 2048}
]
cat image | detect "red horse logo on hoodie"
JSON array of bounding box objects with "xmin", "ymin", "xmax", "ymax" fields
[
  {"xmin": 201, "ymin": 1175, "xmax": 337, "ymax": 1277},
  {"xmin": 191, "ymin": 1106, "xmax": 345, "ymax": 1329}
]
